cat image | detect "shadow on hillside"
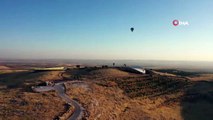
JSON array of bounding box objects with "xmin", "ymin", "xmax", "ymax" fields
[
  {"xmin": 181, "ymin": 81, "xmax": 213, "ymax": 120},
  {"xmin": 65, "ymin": 67, "xmax": 100, "ymax": 80},
  {"xmin": 0, "ymin": 71, "xmax": 46, "ymax": 92}
]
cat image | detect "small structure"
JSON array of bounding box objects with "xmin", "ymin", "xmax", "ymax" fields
[
  {"xmin": 102, "ymin": 65, "xmax": 108, "ymax": 68},
  {"xmin": 32, "ymin": 67, "xmax": 66, "ymax": 71},
  {"xmin": 119, "ymin": 67, "xmax": 146, "ymax": 74},
  {"xmin": 132, "ymin": 68, "xmax": 146, "ymax": 74},
  {"xmin": 46, "ymin": 81, "xmax": 55, "ymax": 86}
]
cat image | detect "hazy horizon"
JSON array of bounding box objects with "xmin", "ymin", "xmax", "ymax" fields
[
  {"xmin": 1, "ymin": 59, "xmax": 213, "ymax": 72},
  {"xmin": 0, "ymin": 0, "xmax": 213, "ymax": 61}
]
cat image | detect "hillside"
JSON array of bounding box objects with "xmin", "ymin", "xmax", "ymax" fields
[
  {"xmin": 0, "ymin": 66, "xmax": 212, "ymax": 120},
  {"xmin": 0, "ymin": 71, "xmax": 66, "ymax": 120}
]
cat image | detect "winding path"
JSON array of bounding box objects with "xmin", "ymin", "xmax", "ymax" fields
[{"xmin": 32, "ymin": 82, "xmax": 84, "ymax": 120}]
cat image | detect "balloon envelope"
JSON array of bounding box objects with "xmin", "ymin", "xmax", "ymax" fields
[{"xmin": 130, "ymin": 27, "xmax": 134, "ymax": 32}]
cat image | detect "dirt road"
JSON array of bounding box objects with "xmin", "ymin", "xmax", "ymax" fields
[{"xmin": 33, "ymin": 82, "xmax": 84, "ymax": 120}]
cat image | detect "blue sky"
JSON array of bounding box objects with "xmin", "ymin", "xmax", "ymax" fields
[{"xmin": 0, "ymin": 0, "xmax": 213, "ymax": 61}]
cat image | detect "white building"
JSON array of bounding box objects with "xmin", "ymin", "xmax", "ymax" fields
[{"xmin": 132, "ymin": 67, "xmax": 146, "ymax": 74}]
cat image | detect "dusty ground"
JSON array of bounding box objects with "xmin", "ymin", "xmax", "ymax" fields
[
  {"xmin": 187, "ymin": 74, "xmax": 213, "ymax": 81},
  {"xmin": 0, "ymin": 69, "xmax": 66, "ymax": 120}
]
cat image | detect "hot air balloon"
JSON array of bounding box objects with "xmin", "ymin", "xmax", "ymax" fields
[{"xmin": 130, "ymin": 27, "xmax": 134, "ymax": 32}]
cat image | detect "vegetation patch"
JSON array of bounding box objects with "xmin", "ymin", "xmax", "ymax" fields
[{"xmin": 112, "ymin": 75, "xmax": 190, "ymax": 99}]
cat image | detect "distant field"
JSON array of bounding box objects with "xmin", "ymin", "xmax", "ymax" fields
[
  {"xmin": 32, "ymin": 67, "xmax": 66, "ymax": 71},
  {"xmin": 154, "ymin": 69, "xmax": 200, "ymax": 77}
]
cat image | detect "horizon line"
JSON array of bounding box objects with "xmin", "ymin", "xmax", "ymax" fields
[{"xmin": 0, "ymin": 58, "xmax": 213, "ymax": 62}]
